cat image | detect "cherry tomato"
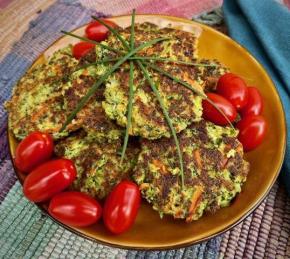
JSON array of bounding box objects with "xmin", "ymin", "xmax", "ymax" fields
[
  {"xmin": 202, "ymin": 93, "xmax": 237, "ymax": 125},
  {"xmin": 85, "ymin": 20, "xmax": 117, "ymax": 42},
  {"xmin": 72, "ymin": 42, "xmax": 95, "ymax": 59},
  {"xmin": 236, "ymin": 115, "xmax": 267, "ymax": 152},
  {"xmin": 15, "ymin": 131, "xmax": 53, "ymax": 173},
  {"xmin": 240, "ymin": 87, "xmax": 263, "ymax": 117},
  {"xmin": 48, "ymin": 192, "xmax": 102, "ymax": 227},
  {"xmin": 103, "ymin": 180, "xmax": 141, "ymax": 234},
  {"xmin": 217, "ymin": 73, "xmax": 248, "ymax": 110},
  {"xmin": 23, "ymin": 159, "xmax": 77, "ymax": 202}
]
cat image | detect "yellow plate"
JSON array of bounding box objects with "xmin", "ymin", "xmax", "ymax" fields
[{"xmin": 8, "ymin": 15, "xmax": 286, "ymax": 250}]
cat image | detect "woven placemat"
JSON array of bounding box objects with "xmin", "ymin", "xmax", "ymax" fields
[{"xmin": 0, "ymin": 1, "xmax": 290, "ymax": 258}]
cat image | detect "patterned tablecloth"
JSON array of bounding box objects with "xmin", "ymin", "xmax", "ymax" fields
[{"xmin": 0, "ymin": 0, "xmax": 290, "ymax": 258}]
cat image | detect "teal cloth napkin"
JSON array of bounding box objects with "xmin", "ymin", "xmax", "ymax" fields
[{"xmin": 223, "ymin": 0, "xmax": 290, "ymax": 193}]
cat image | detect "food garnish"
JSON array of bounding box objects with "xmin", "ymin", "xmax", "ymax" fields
[
  {"xmin": 49, "ymin": 191, "xmax": 102, "ymax": 227},
  {"xmin": 138, "ymin": 62, "xmax": 185, "ymax": 187},
  {"xmin": 103, "ymin": 180, "xmax": 141, "ymax": 234},
  {"xmin": 72, "ymin": 42, "xmax": 95, "ymax": 59},
  {"xmin": 78, "ymin": 56, "xmax": 220, "ymax": 69},
  {"xmin": 14, "ymin": 131, "xmax": 54, "ymax": 173},
  {"xmin": 23, "ymin": 159, "xmax": 77, "ymax": 202},
  {"xmin": 120, "ymin": 10, "xmax": 136, "ymax": 164},
  {"xmin": 61, "ymin": 31, "xmax": 119, "ymax": 53},
  {"xmin": 85, "ymin": 19, "xmax": 117, "ymax": 42},
  {"xmin": 216, "ymin": 73, "xmax": 248, "ymax": 110},
  {"xmin": 144, "ymin": 62, "xmax": 235, "ymax": 128},
  {"xmin": 202, "ymin": 93, "xmax": 237, "ymax": 125},
  {"xmin": 236, "ymin": 115, "xmax": 267, "ymax": 151},
  {"xmin": 240, "ymin": 86, "xmax": 263, "ymax": 116}
]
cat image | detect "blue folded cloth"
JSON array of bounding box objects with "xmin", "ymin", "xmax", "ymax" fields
[{"xmin": 223, "ymin": 0, "xmax": 290, "ymax": 193}]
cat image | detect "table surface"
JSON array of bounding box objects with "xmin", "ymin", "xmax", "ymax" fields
[{"xmin": 0, "ymin": 1, "xmax": 290, "ymax": 258}]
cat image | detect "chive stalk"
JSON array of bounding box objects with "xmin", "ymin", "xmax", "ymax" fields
[
  {"xmin": 79, "ymin": 56, "xmax": 217, "ymax": 68},
  {"xmin": 138, "ymin": 61, "xmax": 185, "ymax": 188},
  {"xmin": 120, "ymin": 9, "xmax": 136, "ymax": 164},
  {"xmin": 145, "ymin": 62, "xmax": 235, "ymax": 128},
  {"xmin": 61, "ymin": 31, "xmax": 120, "ymax": 54}
]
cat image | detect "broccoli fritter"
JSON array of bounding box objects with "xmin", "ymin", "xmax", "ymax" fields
[
  {"xmin": 133, "ymin": 120, "xmax": 249, "ymax": 222},
  {"xmin": 55, "ymin": 131, "xmax": 139, "ymax": 199},
  {"xmin": 62, "ymin": 64, "xmax": 124, "ymax": 143},
  {"xmin": 98, "ymin": 23, "xmax": 204, "ymax": 139},
  {"xmin": 6, "ymin": 47, "xmax": 123, "ymax": 143},
  {"xmin": 5, "ymin": 46, "xmax": 79, "ymax": 139}
]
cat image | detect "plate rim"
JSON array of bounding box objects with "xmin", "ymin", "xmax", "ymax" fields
[{"xmin": 7, "ymin": 13, "xmax": 287, "ymax": 250}]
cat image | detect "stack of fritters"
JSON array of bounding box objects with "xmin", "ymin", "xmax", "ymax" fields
[{"xmin": 6, "ymin": 23, "xmax": 249, "ymax": 220}]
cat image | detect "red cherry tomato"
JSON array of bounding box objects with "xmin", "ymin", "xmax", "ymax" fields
[
  {"xmin": 48, "ymin": 192, "xmax": 102, "ymax": 227},
  {"xmin": 217, "ymin": 73, "xmax": 248, "ymax": 110},
  {"xmin": 15, "ymin": 131, "xmax": 53, "ymax": 173},
  {"xmin": 72, "ymin": 42, "xmax": 95, "ymax": 59},
  {"xmin": 240, "ymin": 87, "xmax": 263, "ymax": 117},
  {"xmin": 202, "ymin": 93, "xmax": 237, "ymax": 125},
  {"xmin": 217, "ymin": 73, "xmax": 236, "ymax": 84},
  {"xmin": 23, "ymin": 159, "xmax": 77, "ymax": 202},
  {"xmin": 85, "ymin": 20, "xmax": 117, "ymax": 42},
  {"xmin": 103, "ymin": 180, "xmax": 141, "ymax": 234},
  {"xmin": 236, "ymin": 115, "xmax": 267, "ymax": 152}
]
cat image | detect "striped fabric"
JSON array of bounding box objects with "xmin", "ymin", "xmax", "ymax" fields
[
  {"xmin": 0, "ymin": 0, "xmax": 289, "ymax": 258},
  {"xmin": 79, "ymin": 0, "xmax": 222, "ymax": 18},
  {"xmin": 220, "ymin": 182, "xmax": 290, "ymax": 258}
]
